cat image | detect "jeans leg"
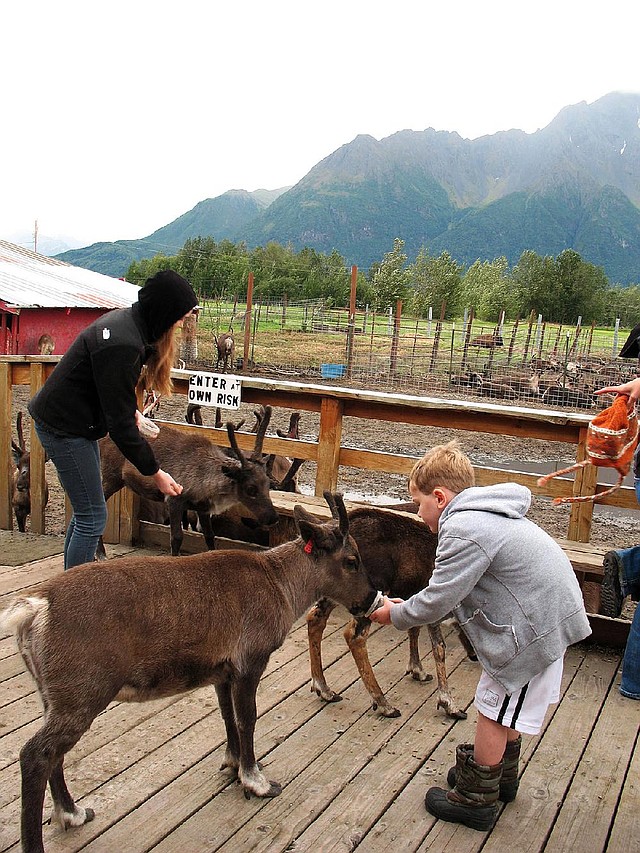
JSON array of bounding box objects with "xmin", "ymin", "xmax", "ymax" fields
[
  {"xmin": 34, "ymin": 425, "xmax": 107, "ymax": 570},
  {"xmin": 620, "ymin": 603, "xmax": 640, "ymax": 699}
]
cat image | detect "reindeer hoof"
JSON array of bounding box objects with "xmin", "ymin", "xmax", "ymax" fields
[
  {"xmin": 243, "ymin": 781, "xmax": 282, "ymax": 799},
  {"xmin": 374, "ymin": 702, "xmax": 401, "ymax": 718},
  {"xmin": 407, "ymin": 669, "xmax": 433, "ymax": 683},
  {"xmin": 84, "ymin": 808, "xmax": 95, "ymax": 824},
  {"xmin": 314, "ymin": 687, "xmax": 343, "ymax": 703},
  {"xmin": 438, "ymin": 702, "xmax": 467, "ymax": 720}
]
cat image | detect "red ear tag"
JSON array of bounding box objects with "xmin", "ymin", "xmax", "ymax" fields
[{"xmin": 304, "ymin": 539, "xmax": 313, "ymax": 554}]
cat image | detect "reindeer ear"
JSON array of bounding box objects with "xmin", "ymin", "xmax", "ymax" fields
[
  {"xmin": 11, "ymin": 443, "xmax": 21, "ymax": 465},
  {"xmin": 221, "ymin": 461, "xmax": 243, "ymax": 482},
  {"xmin": 294, "ymin": 505, "xmax": 336, "ymax": 551}
]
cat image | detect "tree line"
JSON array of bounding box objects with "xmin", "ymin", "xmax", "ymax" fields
[{"xmin": 125, "ymin": 236, "xmax": 640, "ymax": 326}]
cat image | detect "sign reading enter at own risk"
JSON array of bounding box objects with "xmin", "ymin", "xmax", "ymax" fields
[{"xmin": 188, "ymin": 372, "xmax": 242, "ymax": 409}]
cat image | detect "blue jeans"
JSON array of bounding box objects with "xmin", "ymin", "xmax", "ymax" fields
[
  {"xmin": 615, "ymin": 536, "xmax": 640, "ymax": 700},
  {"xmin": 34, "ymin": 423, "xmax": 108, "ymax": 570}
]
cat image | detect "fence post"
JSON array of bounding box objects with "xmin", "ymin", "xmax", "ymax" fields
[
  {"xmin": 390, "ymin": 300, "xmax": 402, "ymax": 374},
  {"xmin": 315, "ymin": 397, "xmax": 343, "ymax": 495},
  {"xmin": 346, "ymin": 265, "xmax": 357, "ymax": 379},
  {"xmin": 29, "ymin": 362, "xmax": 47, "ymax": 535},
  {"xmin": 243, "ymin": 272, "xmax": 254, "ymax": 370},
  {"xmin": 0, "ymin": 362, "xmax": 12, "ymax": 529}
]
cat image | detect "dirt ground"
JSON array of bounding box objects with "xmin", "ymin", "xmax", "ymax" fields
[{"xmin": 11, "ymin": 384, "xmax": 640, "ymax": 552}]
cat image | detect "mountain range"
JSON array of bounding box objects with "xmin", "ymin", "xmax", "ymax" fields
[{"xmin": 56, "ymin": 92, "xmax": 640, "ymax": 284}]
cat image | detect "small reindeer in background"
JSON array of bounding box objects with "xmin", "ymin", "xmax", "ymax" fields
[
  {"xmin": 214, "ymin": 330, "xmax": 235, "ymax": 372},
  {"xmin": 37, "ymin": 333, "xmax": 55, "ymax": 354},
  {"xmin": 11, "ymin": 411, "xmax": 49, "ymax": 532}
]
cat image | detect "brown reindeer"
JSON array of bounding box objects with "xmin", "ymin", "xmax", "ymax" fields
[
  {"xmin": 307, "ymin": 505, "xmax": 472, "ymax": 719},
  {"xmin": 98, "ymin": 407, "xmax": 278, "ymax": 556},
  {"xmin": 181, "ymin": 407, "xmax": 304, "ymax": 546},
  {"xmin": 11, "ymin": 411, "xmax": 48, "ymax": 532},
  {"xmin": 1, "ymin": 493, "xmax": 378, "ymax": 853},
  {"xmin": 37, "ymin": 334, "xmax": 55, "ymax": 355},
  {"xmin": 214, "ymin": 330, "xmax": 235, "ymax": 372},
  {"xmin": 469, "ymin": 331, "xmax": 504, "ymax": 348}
]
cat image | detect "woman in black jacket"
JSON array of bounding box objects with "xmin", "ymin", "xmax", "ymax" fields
[{"xmin": 29, "ymin": 269, "xmax": 198, "ymax": 569}]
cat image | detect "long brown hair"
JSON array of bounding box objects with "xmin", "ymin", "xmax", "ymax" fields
[{"xmin": 136, "ymin": 325, "xmax": 179, "ymax": 398}]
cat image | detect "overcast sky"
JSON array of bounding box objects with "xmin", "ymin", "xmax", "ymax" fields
[{"xmin": 3, "ymin": 1, "xmax": 639, "ymax": 249}]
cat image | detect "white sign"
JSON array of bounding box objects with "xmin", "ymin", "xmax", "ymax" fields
[{"xmin": 188, "ymin": 372, "xmax": 242, "ymax": 409}]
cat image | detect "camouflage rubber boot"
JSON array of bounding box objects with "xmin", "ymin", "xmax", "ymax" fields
[
  {"xmin": 427, "ymin": 745, "xmax": 502, "ymax": 831},
  {"xmin": 497, "ymin": 735, "xmax": 521, "ymax": 802},
  {"xmin": 447, "ymin": 736, "xmax": 520, "ymax": 802}
]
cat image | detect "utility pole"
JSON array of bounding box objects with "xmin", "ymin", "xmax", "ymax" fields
[{"xmin": 33, "ymin": 220, "xmax": 38, "ymax": 254}]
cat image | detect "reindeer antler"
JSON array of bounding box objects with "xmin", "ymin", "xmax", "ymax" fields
[
  {"xmin": 277, "ymin": 412, "xmax": 301, "ymax": 439},
  {"xmin": 278, "ymin": 458, "xmax": 304, "ymax": 491},
  {"xmin": 225, "ymin": 423, "xmax": 246, "ymax": 468},
  {"xmin": 16, "ymin": 411, "xmax": 25, "ymax": 452},
  {"xmin": 142, "ymin": 391, "xmax": 160, "ymax": 417},
  {"xmin": 323, "ymin": 491, "xmax": 349, "ymax": 538},
  {"xmin": 251, "ymin": 405, "xmax": 272, "ymax": 458}
]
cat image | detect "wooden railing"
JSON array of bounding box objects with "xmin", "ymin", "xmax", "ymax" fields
[{"xmin": 2, "ymin": 356, "xmax": 638, "ymax": 544}]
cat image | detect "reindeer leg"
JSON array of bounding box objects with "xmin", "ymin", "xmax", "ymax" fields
[
  {"xmin": 427, "ymin": 624, "xmax": 467, "ymax": 720},
  {"xmin": 49, "ymin": 758, "xmax": 95, "ymax": 830},
  {"xmin": 307, "ymin": 598, "xmax": 341, "ymax": 702},
  {"xmin": 197, "ymin": 512, "xmax": 216, "ymax": 550},
  {"xmin": 167, "ymin": 498, "xmax": 187, "ymax": 556},
  {"xmin": 406, "ymin": 626, "xmax": 433, "ymax": 682},
  {"xmin": 94, "ymin": 536, "xmax": 108, "ymax": 561},
  {"xmin": 216, "ymin": 680, "xmax": 240, "ymax": 776},
  {"xmin": 455, "ymin": 623, "xmax": 478, "ymax": 661},
  {"xmin": 21, "ymin": 715, "xmax": 94, "ymax": 853},
  {"xmin": 345, "ymin": 616, "xmax": 401, "ymax": 718},
  {"xmin": 16, "ymin": 507, "xmax": 28, "ymax": 533},
  {"xmin": 232, "ymin": 667, "xmax": 281, "ymax": 798}
]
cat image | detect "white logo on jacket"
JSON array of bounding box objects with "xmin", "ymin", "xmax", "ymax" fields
[{"xmin": 102, "ymin": 328, "xmax": 111, "ymax": 340}]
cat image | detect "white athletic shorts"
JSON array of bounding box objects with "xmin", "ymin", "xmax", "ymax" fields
[{"xmin": 474, "ymin": 657, "xmax": 564, "ymax": 735}]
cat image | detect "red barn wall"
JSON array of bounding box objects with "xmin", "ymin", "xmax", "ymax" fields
[{"xmin": 14, "ymin": 308, "xmax": 112, "ymax": 355}]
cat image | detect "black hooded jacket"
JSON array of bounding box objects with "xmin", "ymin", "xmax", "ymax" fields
[{"xmin": 28, "ymin": 271, "xmax": 197, "ymax": 476}]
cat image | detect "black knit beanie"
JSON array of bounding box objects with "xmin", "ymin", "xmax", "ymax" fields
[{"xmin": 137, "ymin": 270, "xmax": 198, "ymax": 341}]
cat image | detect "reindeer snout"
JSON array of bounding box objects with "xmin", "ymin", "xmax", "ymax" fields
[
  {"xmin": 261, "ymin": 507, "xmax": 279, "ymax": 526},
  {"xmin": 350, "ymin": 589, "xmax": 383, "ymax": 618}
]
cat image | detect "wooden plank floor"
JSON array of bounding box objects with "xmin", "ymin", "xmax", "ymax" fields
[{"xmin": 1, "ymin": 549, "xmax": 639, "ymax": 853}]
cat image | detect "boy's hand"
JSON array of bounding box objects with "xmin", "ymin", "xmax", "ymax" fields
[{"xmin": 369, "ymin": 596, "xmax": 403, "ymax": 626}]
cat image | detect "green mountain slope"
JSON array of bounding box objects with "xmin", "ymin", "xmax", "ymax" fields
[
  {"xmin": 55, "ymin": 92, "xmax": 640, "ymax": 283},
  {"xmin": 56, "ymin": 189, "xmax": 286, "ymax": 275}
]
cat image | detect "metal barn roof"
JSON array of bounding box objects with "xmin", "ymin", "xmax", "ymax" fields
[{"xmin": 0, "ymin": 239, "xmax": 140, "ymax": 311}]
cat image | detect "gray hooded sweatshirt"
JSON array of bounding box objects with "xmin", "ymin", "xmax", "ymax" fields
[{"xmin": 390, "ymin": 483, "xmax": 591, "ymax": 693}]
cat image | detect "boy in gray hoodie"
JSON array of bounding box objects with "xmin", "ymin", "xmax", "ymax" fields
[{"xmin": 370, "ymin": 441, "xmax": 591, "ymax": 830}]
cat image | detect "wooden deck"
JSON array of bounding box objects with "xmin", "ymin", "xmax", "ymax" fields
[{"xmin": 1, "ymin": 547, "xmax": 639, "ymax": 853}]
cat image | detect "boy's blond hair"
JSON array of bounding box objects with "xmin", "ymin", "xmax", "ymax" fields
[{"xmin": 409, "ymin": 440, "xmax": 475, "ymax": 495}]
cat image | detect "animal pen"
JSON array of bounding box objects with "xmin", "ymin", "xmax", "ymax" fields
[
  {"xmin": 190, "ymin": 297, "xmax": 637, "ymax": 409},
  {"xmin": 1, "ymin": 355, "xmax": 639, "ymax": 852}
]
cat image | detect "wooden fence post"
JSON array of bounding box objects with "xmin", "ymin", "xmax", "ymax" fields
[
  {"xmin": 243, "ymin": 272, "xmax": 254, "ymax": 370},
  {"xmin": 0, "ymin": 362, "xmax": 12, "ymax": 529},
  {"xmin": 28, "ymin": 362, "xmax": 47, "ymax": 535},
  {"xmin": 346, "ymin": 265, "xmax": 357, "ymax": 379},
  {"xmin": 390, "ymin": 300, "xmax": 402, "ymax": 374},
  {"xmin": 315, "ymin": 397, "xmax": 343, "ymax": 495}
]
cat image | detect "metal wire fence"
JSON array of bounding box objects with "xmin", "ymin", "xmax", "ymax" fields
[{"xmin": 180, "ymin": 299, "xmax": 638, "ymax": 412}]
